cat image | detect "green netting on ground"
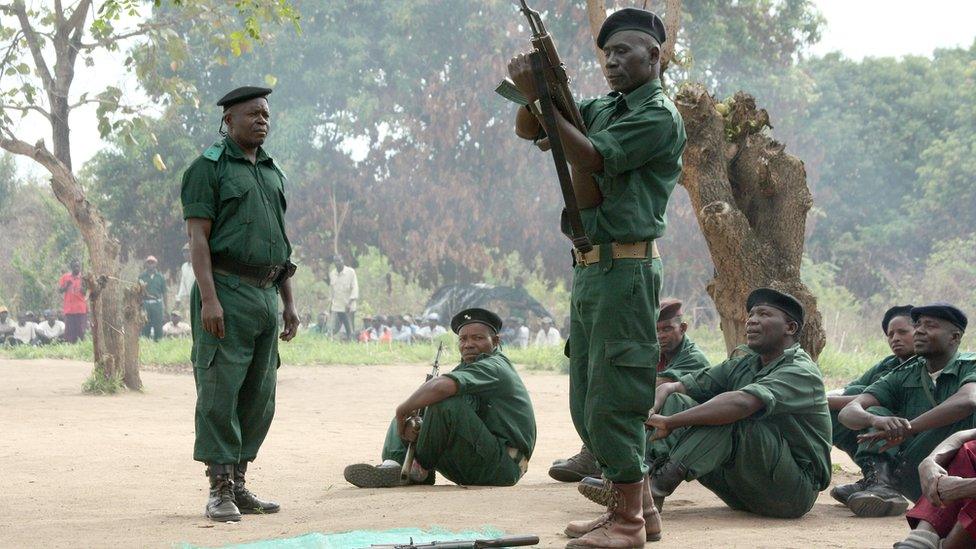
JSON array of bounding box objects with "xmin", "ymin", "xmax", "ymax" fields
[{"xmin": 183, "ymin": 526, "xmax": 506, "ymax": 549}]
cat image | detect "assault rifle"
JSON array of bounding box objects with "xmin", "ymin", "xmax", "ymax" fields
[
  {"xmin": 400, "ymin": 342, "xmax": 444, "ymax": 481},
  {"xmin": 369, "ymin": 534, "xmax": 540, "ymax": 548},
  {"xmin": 496, "ymin": 0, "xmax": 596, "ymax": 254}
]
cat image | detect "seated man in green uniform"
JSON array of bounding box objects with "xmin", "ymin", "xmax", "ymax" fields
[
  {"xmin": 568, "ymin": 297, "xmax": 711, "ymax": 498},
  {"xmin": 344, "ymin": 308, "xmax": 536, "ymax": 488},
  {"xmin": 838, "ymin": 303, "xmax": 974, "ymax": 518},
  {"xmin": 641, "ymin": 288, "xmax": 832, "ymax": 520},
  {"xmin": 828, "ymin": 304, "xmax": 915, "ymax": 505},
  {"xmin": 181, "ymin": 86, "xmax": 299, "ymax": 522}
]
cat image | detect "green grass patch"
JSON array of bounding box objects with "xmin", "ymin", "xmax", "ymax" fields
[{"xmin": 0, "ymin": 327, "xmax": 893, "ymax": 387}]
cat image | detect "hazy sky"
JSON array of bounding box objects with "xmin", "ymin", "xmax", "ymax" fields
[{"xmin": 11, "ymin": 0, "xmax": 976, "ymax": 177}]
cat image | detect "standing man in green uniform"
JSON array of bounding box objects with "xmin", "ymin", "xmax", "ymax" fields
[
  {"xmin": 828, "ymin": 304, "xmax": 915, "ymax": 504},
  {"xmin": 181, "ymin": 86, "xmax": 299, "ymax": 522},
  {"xmin": 640, "ymin": 289, "xmax": 831, "ymax": 521},
  {"xmin": 343, "ymin": 308, "xmax": 536, "ymax": 488},
  {"xmin": 509, "ymin": 8, "xmax": 685, "ymax": 547},
  {"xmin": 838, "ymin": 303, "xmax": 973, "ymax": 517},
  {"xmin": 550, "ymin": 298, "xmax": 709, "ymax": 485},
  {"xmin": 139, "ymin": 255, "xmax": 167, "ymax": 341}
]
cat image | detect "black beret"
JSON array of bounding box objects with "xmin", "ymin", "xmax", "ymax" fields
[
  {"xmin": 881, "ymin": 305, "xmax": 914, "ymax": 334},
  {"xmin": 746, "ymin": 288, "xmax": 804, "ymax": 327},
  {"xmin": 597, "ymin": 8, "xmax": 666, "ymax": 49},
  {"xmin": 216, "ymin": 86, "xmax": 272, "ymax": 110},
  {"xmin": 658, "ymin": 298, "xmax": 683, "ymax": 322},
  {"xmin": 451, "ymin": 308, "xmax": 503, "ymax": 335},
  {"xmin": 911, "ymin": 303, "xmax": 967, "ymax": 332}
]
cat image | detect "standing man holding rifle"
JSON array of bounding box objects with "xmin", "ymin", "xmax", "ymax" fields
[{"xmin": 508, "ymin": 7, "xmax": 685, "ymax": 548}]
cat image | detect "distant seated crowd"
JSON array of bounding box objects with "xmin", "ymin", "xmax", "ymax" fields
[
  {"xmin": 0, "ymin": 307, "xmax": 68, "ymax": 346},
  {"xmin": 305, "ymin": 310, "xmax": 566, "ymax": 348}
]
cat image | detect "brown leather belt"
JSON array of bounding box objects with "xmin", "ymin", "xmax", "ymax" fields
[{"xmin": 573, "ymin": 241, "xmax": 660, "ymax": 267}]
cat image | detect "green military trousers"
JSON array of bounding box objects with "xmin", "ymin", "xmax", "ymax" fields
[
  {"xmin": 191, "ymin": 273, "xmax": 279, "ymax": 464},
  {"xmin": 142, "ymin": 299, "xmax": 164, "ymax": 341},
  {"xmin": 647, "ymin": 393, "xmax": 819, "ymax": 518},
  {"xmin": 380, "ymin": 395, "xmax": 522, "ymax": 486},
  {"xmin": 854, "ymin": 406, "xmax": 973, "ymax": 501},
  {"xmin": 569, "ymin": 256, "xmax": 662, "ymax": 483},
  {"xmin": 830, "ymin": 385, "xmax": 869, "ymax": 461}
]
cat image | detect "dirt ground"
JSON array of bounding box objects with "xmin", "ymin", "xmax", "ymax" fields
[{"xmin": 0, "ymin": 358, "xmax": 908, "ymax": 548}]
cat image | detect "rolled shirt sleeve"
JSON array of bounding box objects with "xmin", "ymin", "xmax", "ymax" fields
[
  {"xmin": 679, "ymin": 359, "xmax": 734, "ymax": 404},
  {"xmin": 739, "ymin": 361, "xmax": 824, "ymax": 419},
  {"xmin": 181, "ymin": 158, "xmax": 218, "ymax": 220},
  {"xmin": 444, "ymin": 360, "xmax": 503, "ymax": 396},
  {"xmin": 588, "ymin": 107, "xmax": 679, "ymax": 179}
]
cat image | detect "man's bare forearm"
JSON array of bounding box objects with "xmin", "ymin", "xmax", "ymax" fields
[
  {"xmin": 187, "ymin": 220, "xmax": 217, "ymax": 304},
  {"xmin": 926, "ymin": 429, "xmax": 976, "ymax": 467},
  {"xmin": 515, "ymin": 106, "xmax": 541, "ymax": 140},
  {"xmin": 396, "ymin": 377, "xmax": 459, "ymax": 416},
  {"xmin": 828, "ymin": 394, "xmax": 859, "ymax": 411},
  {"xmin": 279, "ymin": 277, "xmax": 295, "ymax": 310},
  {"xmin": 665, "ymin": 391, "xmax": 763, "ymax": 430},
  {"xmin": 911, "ymin": 388, "xmax": 976, "ymax": 433}
]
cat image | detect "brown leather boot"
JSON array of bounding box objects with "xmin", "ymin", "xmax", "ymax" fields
[
  {"xmin": 565, "ymin": 480, "xmax": 646, "ymax": 548},
  {"xmin": 566, "ymin": 475, "xmax": 661, "ymax": 542}
]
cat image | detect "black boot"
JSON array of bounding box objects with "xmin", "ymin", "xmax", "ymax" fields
[
  {"xmin": 205, "ymin": 464, "xmax": 242, "ymax": 522},
  {"xmin": 846, "ymin": 458, "xmax": 908, "ymax": 517},
  {"xmin": 549, "ymin": 445, "xmax": 602, "ymax": 482},
  {"xmin": 650, "ymin": 460, "xmax": 687, "ymax": 509},
  {"xmin": 829, "ymin": 476, "xmax": 868, "ymax": 505},
  {"xmin": 234, "ymin": 462, "xmax": 280, "ymax": 514}
]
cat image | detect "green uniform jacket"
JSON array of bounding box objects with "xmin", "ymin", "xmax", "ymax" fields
[
  {"xmin": 678, "ymin": 343, "xmax": 832, "ymax": 490},
  {"xmin": 138, "ymin": 271, "xmax": 166, "ymax": 300},
  {"xmin": 844, "ymin": 354, "xmax": 909, "ymax": 391},
  {"xmin": 658, "ymin": 335, "xmax": 711, "ymax": 382},
  {"xmin": 442, "ymin": 349, "xmax": 537, "ymax": 459},
  {"xmin": 576, "ymin": 78, "xmax": 686, "ymax": 245},
  {"xmin": 863, "ymin": 352, "xmax": 976, "ymax": 421},
  {"xmin": 180, "ymin": 137, "xmax": 292, "ymax": 266}
]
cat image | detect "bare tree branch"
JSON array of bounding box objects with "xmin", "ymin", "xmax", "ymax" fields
[
  {"xmin": 0, "ymin": 134, "xmax": 72, "ymax": 182},
  {"xmin": 0, "ymin": 103, "xmax": 52, "ymax": 120},
  {"xmin": 11, "ymin": 0, "xmax": 56, "ymax": 95},
  {"xmin": 78, "ymin": 18, "xmax": 183, "ymax": 50}
]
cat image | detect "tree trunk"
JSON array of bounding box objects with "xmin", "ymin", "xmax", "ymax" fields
[
  {"xmin": 674, "ymin": 86, "xmax": 826, "ymax": 358},
  {"xmin": 583, "ymin": 2, "xmax": 826, "ymax": 359},
  {"xmin": 122, "ymin": 283, "xmax": 146, "ymax": 390}
]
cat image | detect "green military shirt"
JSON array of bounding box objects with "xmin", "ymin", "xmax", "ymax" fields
[
  {"xmin": 180, "ymin": 137, "xmax": 291, "ymax": 266},
  {"xmin": 442, "ymin": 349, "xmax": 537, "ymax": 459},
  {"xmin": 863, "ymin": 352, "xmax": 976, "ymax": 422},
  {"xmin": 845, "ymin": 354, "xmax": 909, "ymax": 390},
  {"xmin": 138, "ymin": 271, "xmax": 166, "ymax": 300},
  {"xmin": 658, "ymin": 335, "xmax": 711, "ymax": 382},
  {"xmin": 577, "ymin": 78, "xmax": 686, "ymax": 245},
  {"xmin": 678, "ymin": 343, "xmax": 832, "ymax": 489}
]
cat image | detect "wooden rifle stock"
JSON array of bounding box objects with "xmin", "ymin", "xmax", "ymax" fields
[
  {"xmin": 517, "ymin": 0, "xmax": 599, "ymax": 253},
  {"xmin": 400, "ymin": 342, "xmax": 443, "ymax": 481}
]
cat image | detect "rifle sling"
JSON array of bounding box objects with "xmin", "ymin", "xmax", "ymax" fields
[{"xmin": 530, "ymin": 53, "xmax": 592, "ymax": 253}]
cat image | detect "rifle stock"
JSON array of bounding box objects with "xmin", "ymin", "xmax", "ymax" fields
[{"xmin": 401, "ymin": 342, "xmax": 444, "ymax": 481}]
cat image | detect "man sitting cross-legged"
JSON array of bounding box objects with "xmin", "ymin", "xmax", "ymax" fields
[
  {"xmin": 828, "ymin": 304, "xmax": 916, "ymax": 505},
  {"xmin": 344, "ymin": 308, "xmax": 536, "ymax": 488},
  {"xmin": 640, "ymin": 288, "xmax": 831, "ymax": 519},
  {"xmin": 895, "ymin": 429, "xmax": 976, "ymax": 549},
  {"xmin": 838, "ymin": 303, "xmax": 974, "ymax": 518}
]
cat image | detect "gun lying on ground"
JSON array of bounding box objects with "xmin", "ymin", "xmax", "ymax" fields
[
  {"xmin": 369, "ymin": 534, "xmax": 540, "ymax": 548},
  {"xmin": 400, "ymin": 341, "xmax": 444, "ymax": 481},
  {"xmin": 496, "ymin": 0, "xmax": 597, "ymax": 254}
]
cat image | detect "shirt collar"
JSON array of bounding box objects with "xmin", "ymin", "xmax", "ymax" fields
[
  {"xmin": 608, "ymin": 78, "xmax": 662, "ymax": 110},
  {"xmin": 929, "ymin": 352, "xmax": 964, "ymax": 377},
  {"xmin": 224, "ymin": 137, "xmax": 272, "ymax": 163}
]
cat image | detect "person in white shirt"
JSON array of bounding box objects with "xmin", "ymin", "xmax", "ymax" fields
[
  {"xmin": 162, "ymin": 311, "xmax": 192, "ymax": 338},
  {"xmin": 0, "ymin": 306, "xmax": 15, "ymax": 344},
  {"xmin": 174, "ymin": 244, "xmax": 196, "ymax": 312},
  {"xmin": 534, "ymin": 316, "xmax": 562, "ymax": 346},
  {"xmin": 328, "ymin": 255, "xmax": 359, "ymax": 340},
  {"xmin": 11, "ymin": 311, "xmax": 37, "ymax": 346},
  {"xmin": 390, "ymin": 315, "xmax": 413, "ymax": 343},
  {"xmin": 415, "ymin": 313, "xmax": 447, "ymax": 341},
  {"xmin": 517, "ymin": 319, "xmax": 531, "ymax": 349},
  {"xmin": 34, "ymin": 309, "xmax": 66, "ymax": 344}
]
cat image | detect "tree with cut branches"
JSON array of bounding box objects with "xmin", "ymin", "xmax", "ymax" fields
[
  {"xmin": 0, "ymin": 0, "xmax": 299, "ymax": 391},
  {"xmin": 585, "ymin": 0, "xmax": 826, "ymax": 358}
]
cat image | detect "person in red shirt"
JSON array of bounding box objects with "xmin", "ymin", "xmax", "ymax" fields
[{"xmin": 58, "ymin": 259, "xmax": 88, "ymax": 343}]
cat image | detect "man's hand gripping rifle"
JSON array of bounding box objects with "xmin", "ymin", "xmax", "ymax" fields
[
  {"xmin": 400, "ymin": 341, "xmax": 444, "ymax": 481},
  {"xmin": 497, "ymin": 0, "xmax": 597, "ymax": 254}
]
